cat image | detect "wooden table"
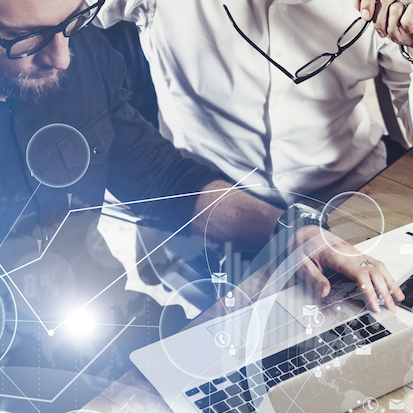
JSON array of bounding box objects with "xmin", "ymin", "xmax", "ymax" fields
[{"xmin": 79, "ymin": 149, "xmax": 413, "ymax": 413}]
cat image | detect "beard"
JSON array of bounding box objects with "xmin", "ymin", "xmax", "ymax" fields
[{"xmin": 0, "ymin": 60, "xmax": 67, "ymax": 103}]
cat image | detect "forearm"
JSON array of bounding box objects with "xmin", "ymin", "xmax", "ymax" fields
[
  {"xmin": 193, "ymin": 181, "xmax": 406, "ymax": 313},
  {"xmin": 191, "ymin": 180, "xmax": 282, "ymax": 252}
]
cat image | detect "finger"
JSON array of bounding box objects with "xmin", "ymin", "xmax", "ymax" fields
[
  {"xmin": 374, "ymin": 0, "xmax": 395, "ymax": 37},
  {"xmin": 359, "ymin": 0, "xmax": 377, "ymax": 20},
  {"xmin": 368, "ymin": 265, "xmax": 397, "ymax": 313},
  {"xmin": 397, "ymin": 25, "xmax": 413, "ymax": 46},
  {"xmin": 369, "ymin": 258, "xmax": 405, "ymax": 301},
  {"xmin": 354, "ymin": 0, "xmax": 362, "ymax": 12},
  {"xmin": 351, "ymin": 268, "xmax": 381, "ymax": 312},
  {"xmin": 336, "ymin": 257, "xmax": 391, "ymax": 312},
  {"xmin": 388, "ymin": 1, "xmax": 405, "ymax": 43},
  {"xmin": 296, "ymin": 258, "xmax": 331, "ymax": 298},
  {"xmin": 401, "ymin": 3, "xmax": 413, "ymax": 34}
]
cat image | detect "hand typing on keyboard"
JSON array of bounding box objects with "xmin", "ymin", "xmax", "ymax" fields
[{"xmin": 292, "ymin": 225, "xmax": 405, "ymax": 313}]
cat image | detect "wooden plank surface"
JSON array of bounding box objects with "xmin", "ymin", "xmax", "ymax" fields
[{"xmin": 80, "ymin": 149, "xmax": 413, "ymax": 413}]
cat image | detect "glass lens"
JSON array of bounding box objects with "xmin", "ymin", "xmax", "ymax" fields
[
  {"xmin": 338, "ymin": 18, "xmax": 366, "ymax": 48},
  {"xmin": 9, "ymin": 32, "xmax": 53, "ymax": 58},
  {"xmin": 65, "ymin": 9, "xmax": 96, "ymax": 36},
  {"xmin": 296, "ymin": 54, "xmax": 332, "ymax": 78}
]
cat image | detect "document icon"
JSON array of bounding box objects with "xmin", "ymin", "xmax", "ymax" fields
[
  {"xmin": 303, "ymin": 305, "xmax": 318, "ymax": 316},
  {"xmin": 356, "ymin": 344, "xmax": 371, "ymax": 355},
  {"xmin": 211, "ymin": 272, "xmax": 227, "ymax": 283},
  {"xmin": 389, "ymin": 399, "xmax": 404, "ymax": 410},
  {"xmin": 401, "ymin": 244, "xmax": 413, "ymax": 255}
]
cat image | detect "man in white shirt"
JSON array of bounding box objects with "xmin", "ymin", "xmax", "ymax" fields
[
  {"xmin": 93, "ymin": 0, "xmax": 413, "ymax": 209},
  {"xmin": 0, "ymin": 1, "xmax": 407, "ymax": 411}
]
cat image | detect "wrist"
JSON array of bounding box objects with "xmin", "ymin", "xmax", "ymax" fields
[
  {"xmin": 274, "ymin": 203, "xmax": 330, "ymax": 236},
  {"xmin": 273, "ymin": 203, "xmax": 330, "ymax": 261}
]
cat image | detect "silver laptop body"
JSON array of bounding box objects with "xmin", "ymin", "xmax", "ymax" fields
[{"xmin": 130, "ymin": 223, "xmax": 413, "ymax": 413}]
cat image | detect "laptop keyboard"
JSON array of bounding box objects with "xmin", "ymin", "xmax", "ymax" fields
[{"xmin": 186, "ymin": 314, "xmax": 390, "ymax": 413}]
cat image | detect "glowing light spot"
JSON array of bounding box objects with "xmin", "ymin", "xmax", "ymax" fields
[
  {"xmin": 48, "ymin": 330, "xmax": 54, "ymax": 336},
  {"xmin": 67, "ymin": 310, "xmax": 95, "ymax": 336}
]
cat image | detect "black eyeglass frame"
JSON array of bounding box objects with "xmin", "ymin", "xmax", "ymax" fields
[
  {"xmin": 0, "ymin": 0, "xmax": 105, "ymax": 59},
  {"xmin": 400, "ymin": 44, "xmax": 413, "ymax": 64},
  {"xmin": 223, "ymin": 5, "xmax": 371, "ymax": 84}
]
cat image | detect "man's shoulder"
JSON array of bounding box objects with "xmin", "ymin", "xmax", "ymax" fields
[{"xmin": 69, "ymin": 25, "xmax": 125, "ymax": 84}]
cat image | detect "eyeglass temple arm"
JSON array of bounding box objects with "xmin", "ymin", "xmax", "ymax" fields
[
  {"xmin": 0, "ymin": 37, "xmax": 13, "ymax": 47},
  {"xmin": 223, "ymin": 5, "xmax": 295, "ymax": 81},
  {"xmin": 400, "ymin": 44, "xmax": 413, "ymax": 63}
]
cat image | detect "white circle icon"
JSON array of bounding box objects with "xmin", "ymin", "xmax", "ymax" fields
[
  {"xmin": 214, "ymin": 331, "xmax": 231, "ymax": 347},
  {"xmin": 363, "ymin": 397, "xmax": 379, "ymax": 412}
]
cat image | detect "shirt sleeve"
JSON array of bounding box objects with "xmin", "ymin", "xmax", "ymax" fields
[
  {"xmin": 378, "ymin": 38, "xmax": 413, "ymax": 148},
  {"xmin": 100, "ymin": 45, "xmax": 227, "ymax": 231},
  {"xmin": 89, "ymin": 0, "xmax": 155, "ymax": 32}
]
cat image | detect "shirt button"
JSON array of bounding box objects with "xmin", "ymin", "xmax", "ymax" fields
[{"xmin": 93, "ymin": 147, "xmax": 99, "ymax": 155}]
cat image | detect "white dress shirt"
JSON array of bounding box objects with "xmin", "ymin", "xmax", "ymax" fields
[{"xmin": 92, "ymin": 0, "xmax": 413, "ymax": 207}]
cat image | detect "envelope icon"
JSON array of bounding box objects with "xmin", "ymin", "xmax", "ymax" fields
[
  {"xmin": 303, "ymin": 305, "xmax": 318, "ymax": 316},
  {"xmin": 401, "ymin": 244, "xmax": 413, "ymax": 255},
  {"xmin": 389, "ymin": 399, "xmax": 404, "ymax": 410},
  {"xmin": 211, "ymin": 272, "xmax": 227, "ymax": 283},
  {"xmin": 356, "ymin": 344, "xmax": 371, "ymax": 355}
]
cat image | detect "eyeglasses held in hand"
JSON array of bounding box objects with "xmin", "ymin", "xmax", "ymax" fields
[
  {"xmin": 223, "ymin": 5, "xmax": 370, "ymax": 84},
  {"xmin": 0, "ymin": 0, "xmax": 105, "ymax": 59}
]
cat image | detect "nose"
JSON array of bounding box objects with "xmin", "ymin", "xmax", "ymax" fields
[{"xmin": 34, "ymin": 32, "xmax": 71, "ymax": 71}]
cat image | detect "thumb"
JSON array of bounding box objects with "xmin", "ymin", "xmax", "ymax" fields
[{"xmin": 296, "ymin": 258, "xmax": 331, "ymax": 298}]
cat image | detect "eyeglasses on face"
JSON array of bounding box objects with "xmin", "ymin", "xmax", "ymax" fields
[
  {"xmin": 0, "ymin": 0, "xmax": 105, "ymax": 59},
  {"xmin": 223, "ymin": 4, "xmax": 371, "ymax": 84}
]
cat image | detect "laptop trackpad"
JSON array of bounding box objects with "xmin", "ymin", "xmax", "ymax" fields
[{"xmin": 207, "ymin": 300, "xmax": 305, "ymax": 360}]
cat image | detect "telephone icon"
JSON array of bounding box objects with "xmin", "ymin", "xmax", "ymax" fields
[
  {"xmin": 363, "ymin": 397, "xmax": 378, "ymax": 412},
  {"xmin": 214, "ymin": 331, "xmax": 230, "ymax": 347}
]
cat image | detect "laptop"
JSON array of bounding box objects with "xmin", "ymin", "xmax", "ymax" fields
[{"xmin": 130, "ymin": 222, "xmax": 413, "ymax": 413}]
